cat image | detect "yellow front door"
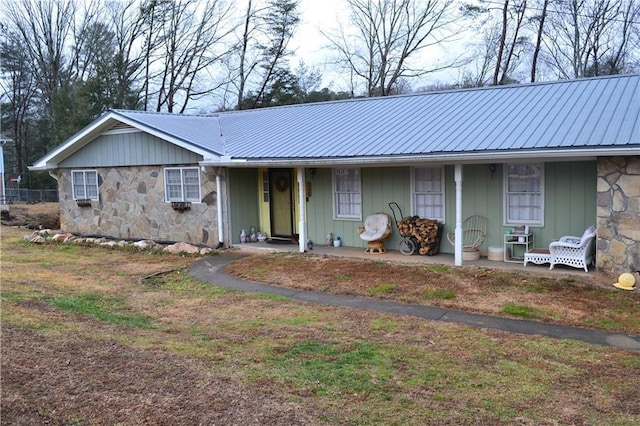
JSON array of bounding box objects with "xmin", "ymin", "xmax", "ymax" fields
[{"xmin": 269, "ymin": 168, "xmax": 294, "ymax": 239}]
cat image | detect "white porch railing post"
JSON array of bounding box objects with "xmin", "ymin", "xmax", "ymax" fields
[{"xmin": 455, "ymin": 164, "xmax": 463, "ymax": 266}]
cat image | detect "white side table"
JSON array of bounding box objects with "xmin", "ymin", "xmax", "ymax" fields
[{"xmin": 504, "ymin": 233, "xmax": 534, "ymax": 263}]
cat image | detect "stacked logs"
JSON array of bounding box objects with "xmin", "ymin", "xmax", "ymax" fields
[{"xmin": 397, "ymin": 216, "xmax": 443, "ymax": 255}]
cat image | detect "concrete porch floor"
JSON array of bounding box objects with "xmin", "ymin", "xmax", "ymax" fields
[{"xmin": 230, "ymin": 241, "xmax": 594, "ymax": 280}]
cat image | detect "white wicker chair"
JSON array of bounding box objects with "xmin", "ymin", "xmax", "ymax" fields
[
  {"xmin": 446, "ymin": 215, "xmax": 488, "ymax": 252},
  {"xmin": 549, "ymin": 226, "xmax": 596, "ymax": 272}
]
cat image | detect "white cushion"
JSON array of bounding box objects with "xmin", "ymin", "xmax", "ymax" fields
[
  {"xmin": 580, "ymin": 225, "xmax": 596, "ymax": 243},
  {"xmin": 360, "ymin": 214, "xmax": 389, "ymax": 241}
]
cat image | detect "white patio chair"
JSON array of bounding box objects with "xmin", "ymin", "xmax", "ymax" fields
[{"xmin": 549, "ymin": 225, "xmax": 596, "ymax": 272}]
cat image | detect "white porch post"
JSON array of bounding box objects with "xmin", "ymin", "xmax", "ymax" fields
[
  {"xmin": 297, "ymin": 168, "xmax": 307, "ymax": 252},
  {"xmin": 215, "ymin": 170, "xmax": 224, "ymax": 248},
  {"xmin": 454, "ymin": 164, "xmax": 463, "ymax": 266}
]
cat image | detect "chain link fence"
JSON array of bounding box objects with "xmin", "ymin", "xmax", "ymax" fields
[{"xmin": 2, "ymin": 189, "xmax": 59, "ymax": 203}]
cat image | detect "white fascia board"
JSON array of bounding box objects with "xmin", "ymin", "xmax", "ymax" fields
[
  {"xmin": 30, "ymin": 112, "xmax": 119, "ymax": 170},
  {"xmin": 30, "ymin": 111, "xmax": 218, "ymax": 170},
  {"xmin": 198, "ymin": 147, "xmax": 639, "ymax": 168}
]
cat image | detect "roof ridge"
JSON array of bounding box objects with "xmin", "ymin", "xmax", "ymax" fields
[{"xmin": 212, "ymin": 74, "xmax": 640, "ymax": 115}]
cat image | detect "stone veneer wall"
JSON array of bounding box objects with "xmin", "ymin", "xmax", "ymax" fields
[
  {"xmin": 596, "ymin": 156, "xmax": 640, "ymax": 277},
  {"xmin": 57, "ymin": 166, "xmax": 224, "ymax": 247}
]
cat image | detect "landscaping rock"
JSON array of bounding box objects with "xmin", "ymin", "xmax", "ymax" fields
[
  {"xmin": 133, "ymin": 240, "xmax": 157, "ymax": 250},
  {"xmin": 163, "ymin": 242, "xmax": 200, "ymax": 254},
  {"xmin": 51, "ymin": 233, "xmax": 75, "ymax": 243},
  {"xmin": 27, "ymin": 234, "xmax": 46, "ymax": 244},
  {"xmin": 23, "ymin": 228, "xmax": 213, "ymax": 257}
]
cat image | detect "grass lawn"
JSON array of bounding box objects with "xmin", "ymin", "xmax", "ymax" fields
[{"xmin": 2, "ymin": 218, "xmax": 640, "ymax": 425}]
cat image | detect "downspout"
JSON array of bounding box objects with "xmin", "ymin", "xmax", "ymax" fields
[
  {"xmin": 48, "ymin": 171, "xmax": 59, "ymax": 181},
  {"xmin": 454, "ymin": 164, "xmax": 463, "ymax": 266},
  {"xmin": 215, "ymin": 171, "xmax": 224, "ymax": 249},
  {"xmin": 297, "ymin": 168, "xmax": 307, "ymax": 253}
]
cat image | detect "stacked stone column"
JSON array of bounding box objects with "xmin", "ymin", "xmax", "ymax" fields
[{"xmin": 596, "ymin": 157, "xmax": 640, "ymax": 278}]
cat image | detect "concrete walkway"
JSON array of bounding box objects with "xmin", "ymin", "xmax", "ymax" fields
[{"xmin": 189, "ymin": 251, "xmax": 640, "ymax": 352}]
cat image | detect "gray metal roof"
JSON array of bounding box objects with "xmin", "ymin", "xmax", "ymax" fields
[
  {"xmin": 31, "ymin": 74, "xmax": 640, "ymax": 170},
  {"xmin": 216, "ymin": 74, "xmax": 639, "ymax": 160},
  {"xmin": 113, "ymin": 110, "xmax": 226, "ymax": 155}
]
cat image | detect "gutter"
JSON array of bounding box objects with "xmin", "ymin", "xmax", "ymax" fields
[{"xmin": 199, "ymin": 147, "xmax": 640, "ymax": 168}]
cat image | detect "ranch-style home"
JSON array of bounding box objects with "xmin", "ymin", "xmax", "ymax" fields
[{"xmin": 31, "ymin": 74, "xmax": 640, "ymax": 277}]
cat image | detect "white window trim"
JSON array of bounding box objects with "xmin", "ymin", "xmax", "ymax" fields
[
  {"xmin": 71, "ymin": 170, "xmax": 99, "ymax": 200},
  {"xmin": 164, "ymin": 167, "xmax": 202, "ymax": 203},
  {"xmin": 503, "ymin": 163, "xmax": 544, "ymax": 226},
  {"xmin": 411, "ymin": 166, "xmax": 445, "ymax": 223},
  {"xmin": 332, "ymin": 168, "xmax": 362, "ymax": 220}
]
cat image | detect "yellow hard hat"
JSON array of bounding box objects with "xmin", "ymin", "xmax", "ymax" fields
[{"xmin": 613, "ymin": 273, "xmax": 636, "ymax": 291}]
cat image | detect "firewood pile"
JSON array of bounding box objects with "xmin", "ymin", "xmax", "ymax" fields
[{"xmin": 396, "ymin": 216, "xmax": 443, "ymax": 255}]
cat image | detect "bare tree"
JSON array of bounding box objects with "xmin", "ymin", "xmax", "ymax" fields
[
  {"xmin": 457, "ymin": 27, "xmax": 503, "ymax": 87},
  {"xmin": 139, "ymin": 0, "xmax": 171, "ymax": 111},
  {"xmin": 222, "ymin": 0, "xmax": 300, "ymax": 110},
  {"xmin": 493, "ymin": 0, "xmax": 528, "ymax": 85},
  {"xmin": 3, "ymin": 0, "xmax": 78, "ymax": 126},
  {"xmin": 149, "ymin": 0, "xmax": 233, "ymax": 113},
  {"xmin": 251, "ymin": 0, "xmax": 300, "ymax": 106},
  {"xmin": 542, "ymin": 0, "xmax": 640, "ymax": 78},
  {"xmin": 0, "ymin": 28, "xmax": 38, "ymax": 181},
  {"xmin": 234, "ymin": 0, "xmax": 262, "ymax": 110},
  {"xmin": 295, "ymin": 60, "xmax": 322, "ymax": 101},
  {"xmin": 106, "ymin": 0, "xmax": 148, "ymax": 109},
  {"xmin": 530, "ymin": 0, "xmax": 550, "ymax": 81},
  {"xmin": 324, "ymin": 0, "xmax": 458, "ymax": 97},
  {"xmin": 248, "ymin": 0, "xmax": 300, "ymax": 109},
  {"xmin": 457, "ymin": 0, "xmax": 530, "ymax": 86}
]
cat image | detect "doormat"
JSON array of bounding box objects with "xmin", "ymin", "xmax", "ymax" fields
[{"xmin": 266, "ymin": 239, "xmax": 294, "ymax": 245}]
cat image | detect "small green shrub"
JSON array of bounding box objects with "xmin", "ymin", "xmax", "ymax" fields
[
  {"xmin": 501, "ymin": 302, "xmax": 544, "ymax": 319},
  {"xmin": 368, "ymin": 283, "xmax": 396, "ymax": 295},
  {"xmin": 424, "ymin": 289, "xmax": 456, "ymax": 300},
  {"xmin": 428, "ymin": 265, "xmax": 449, "ymax": 274}
]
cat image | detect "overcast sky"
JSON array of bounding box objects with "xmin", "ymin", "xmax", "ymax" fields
[
  {"xmin": 287, "ymin": 0, "xmax": 463, "ymax": 91},
  {"xmin": 289, "ymin": 0, "xmax": 349, "ymax": 88}
]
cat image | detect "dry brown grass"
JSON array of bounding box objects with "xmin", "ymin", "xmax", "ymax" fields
[
  {"xmin": 2, "ymin": 203, "xmax": 640, "ymax": 425},
  {"xmin": 227, "ymin": 253, "xmax": 640, "ymax": 333}
]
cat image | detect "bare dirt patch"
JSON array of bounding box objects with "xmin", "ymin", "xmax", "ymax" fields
[
  {"xmin": 2, "ymin": 324, "xmax": 315, "ymax": 425},
  {"xmin": 1, "ymin": 202, "xmax": 60, "ymax": 230}
]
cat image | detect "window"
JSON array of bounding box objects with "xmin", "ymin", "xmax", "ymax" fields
[
  {"xmin": 164, "ymin": 167, "xmax": 201, "ymax": 202},
  {"xmin": 412, "ymin": 167, "xmax": 444, "ymax": 221},
  {"xmin": 505, "ymin": 164, "xmax": 544, "ymax": 225},
  {"xmin": 72, "ymin": 170, "xmax": 98, "ymax": 200},
  {"xmin": 333, "ymin": 168, "xmax": 361, "ymax": 219}
]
